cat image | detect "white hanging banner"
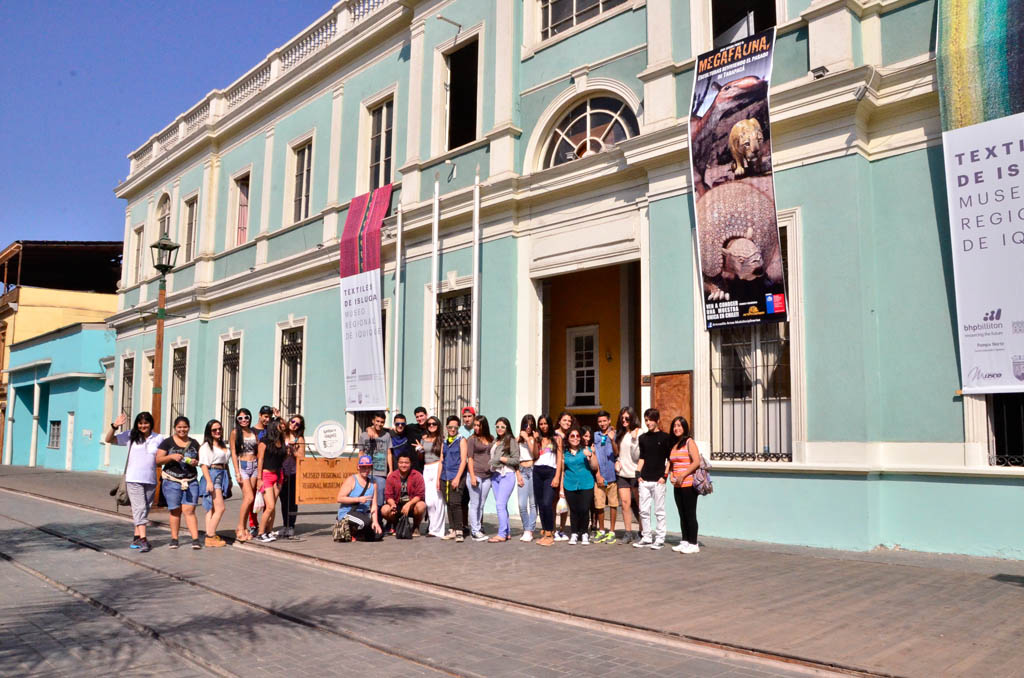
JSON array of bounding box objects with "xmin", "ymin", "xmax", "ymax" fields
[{"xmin": 943, "ymin": 111, "xmax": 1024, "ymax": 393}]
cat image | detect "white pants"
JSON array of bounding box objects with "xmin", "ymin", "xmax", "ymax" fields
[
  {"xmin": 638, "ymin": 480, "xmax": 667, "ymax": 543},
  {"xmin": 422, "ymin": 462, "xmax": 447, "ymax": 537}
]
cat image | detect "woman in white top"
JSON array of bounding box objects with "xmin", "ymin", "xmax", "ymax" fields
[
  {"xmin": 417, "ymin": 416, "xmax": 447, "ymax": 538},
  {"xmin": 104, "ymin": 411, "xmax": 165, "ymax": 553},
  {"xmin": 614, "ymin": 406, "xmax": 642, "ymax": 544},
  {"xmin": 199, "ymin": 419, "xmax": 231, "ymax": 547},
  {"xmin": 516, "ymin": 414, "xmax": 538, "ymax": 542}
]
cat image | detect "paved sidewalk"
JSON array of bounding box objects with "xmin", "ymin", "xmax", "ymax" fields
[{"xmin": 2, "ymin": 465, "xmax": 1023, "ymax": 677}]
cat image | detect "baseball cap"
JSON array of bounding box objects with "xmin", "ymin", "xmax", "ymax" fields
[
  {"xmin": 357, "ymin": 455, "xmax": 373, "ymax": 467},
  {"xmin": 259, "ymin": 405, "xmax": 274, "ymax": 415},
  {"xmin": 461, "ymin": 406, "xmax": 476, "ymax": 416}
]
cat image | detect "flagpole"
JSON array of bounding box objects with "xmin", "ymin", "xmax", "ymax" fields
[
  {"xmin": 390, "ymin": 203, "xmax": 403, "ymax": 418},
  {"xmin": 429, "ymin": 173, "xmax": 440, "ymax": 413},
  {"xmin": 470, "ymin": 166, "xmax": 481, "ymax": 411}
]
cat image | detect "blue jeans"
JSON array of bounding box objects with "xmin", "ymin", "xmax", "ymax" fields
[
  {"xmin": 371, "ymin": 475, "xmax": 386, "ymax": 509},
  {"xmin": 492, "ymin": 471, "xmax": 517, "ymax": 538},
  {"xmin": 467, "ymin": 473, "xmax": 492, "ymax": 536},
  {"xmin": 517, "ymin": 466, "xmax": 537, "ymax": 532}
]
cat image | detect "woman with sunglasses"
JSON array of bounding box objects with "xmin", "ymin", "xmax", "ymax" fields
[
  {"xmin": 256, "ymin": 417, "xmax": 288, "ymax": 542},
  {"xmin": 279, "ymin": 414, "xmax": 306, "ymax": 539},
  {"xmin": 561, "ymin": 427, "xmax": 598, "ymax": 545},
  {"xmin": 198, "ymin": 419, "xmax": 231, "ymax": 547},
  {"xmin": 516, "ymin": 414, "xmax": 538, "ymax": 542},
  {"xmin": 418, "ymin": 416, "xmax": 447, "ymax": 537},
  {"xmin": 552, "ymin": 411, "xmax": 576, "ymax": 541},
  {"xmin": 532, "ymin": 415, "xmax": 562, "ymax": 546},
  {"xmin": 230, "ymin": 408, "xmax": 260, "ymax": 541},
  {"xmin": 615, "ymin": 406, "xmax": 642, "ymax": 544},
  {"xmin": 487, "ymin": 417, "xmax": 520, "ymax": 542},
  {"xmin": 439, "ymin": 416, "xmax": 468, "ymax": 542}
]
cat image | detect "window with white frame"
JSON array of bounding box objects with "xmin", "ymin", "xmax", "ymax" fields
[
  {"xmin": 709, "ymin": 227, "xmax": 791, "ymax": 462},
  {"xmin": 133, "ymin": 226, "xmax": 145, "ymax": 284},
  {"xmin": 183, "ymin": 196, "xmax": 198, "ymax": 262},
  {"xmin": 369, "ymin": 99, "xmax": 393, "ymax": 191},
  {"xmin": 437, "ymin": 293, "xmax": 472, "ymax": 417},
  {"xmin": 47, "ymin": 421, "xmax": 61, "ymax": 449},
  {"xmin": 445, "ymin": 39, "xmax": 479, "ymax": 150},
  {"xmin": 157, "ymin": 195, "xmax": 171, "ymax": 237},
  {"xmin": 220, "ymin": 339, "xmax": 240, "ymax": 424},
  {"xmin": 540, "ymin": 0, "xmax": 628, "ymax": 41},
  {"xmin": 120, "ymin": 357, "xmax": 134, "ymax": 421},
  {"xmin": 279, "ymin": 328, "xmax": 303, "ymax": 415},
  {"xmin": 712, "ymin": 1, "xmax": 776, "ymax": 48},
  {"xmin": 542, "ymin": 95, "xmax": 640, "ymax": 168},
  {"xmin": 169, "ymin": 347, "xmax": 187, "ymax": 422},
  {"xmin": 567, "ymin": 325, "xmax": 599, "ymax": 407},
  {"xmin": 235, "ymin": 175, "xmax": 250, "ymax": 244},
  {"xmin": 990, "ymin": 394, "xmax": 1024, "ymax": 466},
  {"xmin": 293, "ymin": 143, "xmax": 312, "ymax": 223}
]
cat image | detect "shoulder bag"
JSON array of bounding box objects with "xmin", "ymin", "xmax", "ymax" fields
[
  {"xmin": 109, "ymin": 439, "xmax": 133, "ymax": 510},
  {"xmin": 689, "ymin": 440, "xmax": 714, "ymax": 496}
]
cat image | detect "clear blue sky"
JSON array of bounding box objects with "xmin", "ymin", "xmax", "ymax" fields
[{"xmin": 0, "ymin": 1, "xmax": 326, "ymax": 244}]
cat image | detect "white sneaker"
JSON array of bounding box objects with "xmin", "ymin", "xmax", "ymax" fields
[
  {"xmin": 568, "ymin": 533, "xmax": 578, "ymax": 545},
  {"xmin": 581, "ymin": 533, "xmax": 590, "ymax": 545},
  {"xmin": 686, "ymin": 542, "xmax": 700, "ymax": 553},
  {"xmin": 633, "ymin": 537, "xmax": 653, "ymax": 548},
  {"xmin": 520, "ymin": 531, "xmax": 533, "ymax": 542},
  {"xmin": 671, "ymin": 542, "xmax": 688, "ymax": 553},
  {"xmin": 649, "ymin": 541, "xmax": 664, "ymax": 550},
  {"xmin": 471, "ymin": 532, "xmax": 488, "ymax": 542},
  {"xmin": 554, "ymin": 531, "xmax": 569, "ymax": 542}
]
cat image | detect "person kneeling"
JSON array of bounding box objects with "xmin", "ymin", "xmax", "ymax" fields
[
  {"xmin": 334, "ymin": 455, "xmax": 383, "ymax": 542},
  {"xmin": 381, "ymin": 452, "xmax": 426, "ymax": 537}
]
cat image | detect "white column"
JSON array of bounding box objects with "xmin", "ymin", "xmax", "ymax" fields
[
  {"xmin": 390, "ymin": 205, "xmax": 404, "ymax": 416},
  {"xmin": 28, "ymin": 381, "xmax": 40, "ymax": 467},
  {"xmin": 640, "ymin": 0, "xmax": 677, "ymax": 132},
  {"xmin": 197, "ymin": 157, "xmax": 217, "ymax": 284},
  {"xmin": 489, "ymin": 0, "xmax": 518, "ymax": 177},
  {"xmin": 64, "ymin": 411, "xmax": 75, "ymax": 471},
  {"xmin": 256, "ymin": 128, "xmax": 275, "ymax": 265},
  {"xmin": 324, "ymin": 85, "xmax": 345, "ymax": 243},
  {"xmin": 2, "ymin": 384, "xmax": 13, "ymax": 465},
  {"xmin": 806, "ymin": 1, "xmax": 855, "ymax": 75},
  {"xmin": 401, "ymin": 20, "xmax": 427, "ymax": 207},
  {"xmin": 119, "ymin": 207, "xmax": 132, "ymax": 310},
  {"xmin": 470, "ymin": 170, "xmax": 481, "ymax": 410},
  {"xmin": 639, "ymin": 204, "xmax": 652, "ymax": 413},
  {"xmin": 428, "ymin": 176, "xmax": 440, "ymax": 411}
]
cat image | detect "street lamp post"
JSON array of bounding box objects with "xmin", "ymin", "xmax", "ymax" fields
[{"xmin": 149, "ymin": 234, "xmax": 180, "ymax": 433}]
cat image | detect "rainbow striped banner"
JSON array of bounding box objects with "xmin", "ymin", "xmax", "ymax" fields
[{"xmin": 937, "ymin": 0, "xmax": 1024, "ymax": 130}]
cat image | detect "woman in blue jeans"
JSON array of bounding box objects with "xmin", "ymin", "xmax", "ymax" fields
[
  {"xmin": 516, "ymin": 414, "xmax": 538, "ymax": 542},
  {"xmin": 532, "ymin": 415, "xmax": 562, "ymax": 546},
  {"xmin": 487, "ymin": 417, "xmax": 520, "ymax": 542},
  {"xmin": 465, "ymin": 416, "xmax": 494, "ymax": 541}
]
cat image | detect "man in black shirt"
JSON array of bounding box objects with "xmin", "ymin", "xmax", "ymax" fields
[
  {"xmin": 634, "ymin": 408, "xmax": 670, "ymax": 549},
  {"xmin": 403, "ymin": 406, "xmax": 429, "ymax": 472}
]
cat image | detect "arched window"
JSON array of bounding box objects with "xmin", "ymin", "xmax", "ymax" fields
[
  {"xmin": 542, "ymin": 95, "xmax": 639, "ymax": 169},
  {"xmin": 157, "ymin": 194, "xmax": 171, "ymax": 237}
]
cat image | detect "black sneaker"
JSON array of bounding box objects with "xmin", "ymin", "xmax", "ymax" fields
[
  {"xmin": 191, "ymin": 540, "xmax": 202, "ymax": 550},
  {"xmin": 139, "ymin": 539, "xmax": 152, "ymax": 553},
  {"xmin": 168, "ymin": 539, "xmax": 179, "ymax": 549}
]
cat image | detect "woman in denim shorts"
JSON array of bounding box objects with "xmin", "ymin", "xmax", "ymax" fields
[
  {"xmin": 156, "ymin": 416, "xmax": 202, "ymax": 549},
  {"xmin": 199, "ymin": 419, "xmax": 232, "ymax": 547},
  {"xmin": 230, "ymin": 408, "xmax": 260, "ymax": 542}
]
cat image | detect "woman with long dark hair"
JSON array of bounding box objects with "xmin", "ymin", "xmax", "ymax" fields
[
  {"xmin": 256, "ymin": 417, "xmax": 288, "ymax": 542},
  {"xmin": 156, "ymin": 416, "xmax": 203, "ymax": 549},
  {"xmin": 198, "ymin": 419, "xmax": 231, "ymax": 547},
  {"xmin": 561, "ymin": 427, "xmax": 598, "ymax": 545},
  {"xmin": 465, "ymin": 415, "xmax": 494, "ymax": 541},
  {"xmin": 532, "ymin": 415, "xmax": 562, "ymax": 546},
  {"xmin": 439, "ymin": 416, "xmax": 467, "ymax": 542},
  {"xmin": 230, "ymin": 408, "xmax": 259, "ymax": 542},
  {"xmin": 419, "ymin": 416, "xmax": 447, "ymax": 537},
  {"xmin": 668, "ymin": 416, "xmax": 703, "ymax": 554},
  {"xmin": 552, "ymin": 411, "xmax": 576, "ymax": 540},
  {"xmin": 487, "ymin": 417, "xmax": 520, "ymax": 542},
  {"xmin": 516, "ymin": 414, "xmax": 537, "ymax": 542},
  {"xmin": 280, "ymin": 414, "xmax": 306, "ymax": 538},
  {"xmin": 104, "ymin": 411, "xmax": 164, "ymax": 552},
  {"xmin": 615, "ymin": 406, "xmax": 641, "ymax": 544}
]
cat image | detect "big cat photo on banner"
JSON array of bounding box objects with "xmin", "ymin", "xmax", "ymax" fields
[
  {"xmin": 689, "ymin": 27, "xmax": 787, "ymax": 330},
  {"xmin": 339, "ymin": 185, "xmax": 391, "ymax": 411}
]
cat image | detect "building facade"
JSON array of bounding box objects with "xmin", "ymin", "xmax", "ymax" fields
[{"xmin": 109, "ymin": 0, "xmax": 1024, "ymax": 558}]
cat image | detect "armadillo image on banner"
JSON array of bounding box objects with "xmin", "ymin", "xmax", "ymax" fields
[{"xmin": 688, "ymin": 27, "xmax": 788, "ymax": 329}]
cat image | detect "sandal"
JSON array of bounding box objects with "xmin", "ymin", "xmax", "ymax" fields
[{"xmin": 487, "ymin": 536, "xmax": 508, "ymax": 543}]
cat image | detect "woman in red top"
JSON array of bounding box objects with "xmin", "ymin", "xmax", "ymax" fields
[{"xmin": 667, "ymin": 416, "xmax": 702, "ymax": 554}]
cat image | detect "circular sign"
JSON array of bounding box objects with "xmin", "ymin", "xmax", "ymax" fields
[{"xmin": 313, "ymin": 420, "xmax": 347, "ymax": 458}]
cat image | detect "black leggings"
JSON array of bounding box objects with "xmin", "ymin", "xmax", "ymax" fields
[
  {"xmin": 565, "ymin": 488, "xmax": 592, "ymax": 537},
  {"xmin": 533, "ymin": 465, "xmax": 557, "ymax": 531},
  {"xmin": 673, "ymin": 485, "xmax": 699, "ymax": 543},
  {"xmin": 282, "ymin": 473, "xmax": 298, "ymax": 528},
  {"xmin": 442, "ymin": 478, "xmax": 465, "ymax": 533}
]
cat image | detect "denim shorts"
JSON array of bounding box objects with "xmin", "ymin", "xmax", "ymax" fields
[
  {"xmin": 162, "ymin": 478, "xmax": 200, "ymax": 510},
  {"xmin": 200, "ymin": 468, "xmax": 231, "ymax": 511},
  {"xmin": 239, "ymin": 459, "xmax": 258, "ymax": 479}
]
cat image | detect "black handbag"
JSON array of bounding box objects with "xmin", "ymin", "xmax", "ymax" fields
[
  {"xmin": 109, "ymin": 440, "xmax": 133, "ymax": 509},
  {"xmin": 394, "ymin": 514, "xmax": 413, "ymax": 539}
]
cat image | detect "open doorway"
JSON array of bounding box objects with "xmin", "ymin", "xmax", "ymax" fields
[{"xmin": 541, "ymin": 262, "xmax": 640, "ymax": 428}]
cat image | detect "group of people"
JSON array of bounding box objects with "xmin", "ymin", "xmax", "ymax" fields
[
  {"xmin": 105, "ymin": 405, "xmax": 306, "ymax": 551},
  {"xmin": 337, "ymin": 405, "xmax": 704, "ymax": 554}
]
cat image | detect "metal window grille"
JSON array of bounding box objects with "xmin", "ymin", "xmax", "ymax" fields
[
  {"xmin": 47, "ymin": 421, "xmax": 61, "ymax": 449},
  {"xmin": 369, "ymin": 100, "xmax": 393, "ymax": 191},
  {"xmin": 293, "ymin": 144, "xmax": 312, "ymax": 223},
  {"xmin": 280, "ymin": 328, "xmax": 303, "ymax": 415},
  {"xmin": 567, "ymin": 327, "xmax": 598, "ymax": 406},
  {"xmin": 991, "ymin": 393, "xmax": 1024, "ymax": 466},
  {"xmin": 236, "ymin": 177, "xmax": 249, "ymax": 245},
  {"xmin": 221, "ymin": 340, "xmax": 240, "ymax": 424},
  {"xmin": 540, "ymin": 0, "xmax": 627, "ymax": 40},
  {"xmin": 170, "ymin": 347, "xmax": 187, "ymax": 422},
  {"xmin": 120, "ymin": 357, "xmax": 134, "ymax": 421},
  {"xmin": 184, "ymin": 197, "xmax": 198, "ymax": 261},
  {"xmin": 437, "ymin": 293, "xmax": 472, "ymax": 417}
]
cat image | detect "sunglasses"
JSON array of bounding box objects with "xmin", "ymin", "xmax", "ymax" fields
[
  {"xmin": 237, "ymin": 415, "xmax": 250, "ymax": 421},
  {"xmin": 289, "ymin": 419, "xmax": 301, "ymax": 425},
  {"xmin": 428, "ymin": 422, "xmax": 439, "ymax": 427},
  {"xmin": 211, "ymin": 427, "xmax": 223, "ymax": 432},
  {"xmin": 394, "ymin": 422, "xmax": 405, "ymax": 426}
]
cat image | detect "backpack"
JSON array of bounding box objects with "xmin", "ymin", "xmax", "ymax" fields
[{"xmin": 691, "ymin": 443, "xmax": 713, "ymax": 496}]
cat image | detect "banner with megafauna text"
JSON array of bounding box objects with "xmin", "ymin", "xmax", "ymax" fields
[{"xmin": 689, "ymin": 27, "xmax": 787, "ymax": 330}]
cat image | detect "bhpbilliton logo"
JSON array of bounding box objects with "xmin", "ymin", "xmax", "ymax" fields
[{"xmin": 983, "ymin": 309, "xmax": 1002, "ymax": 321}]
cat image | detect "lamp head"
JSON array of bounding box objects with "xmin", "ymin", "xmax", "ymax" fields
[{"xmin": 150, "ymin": 234, "xmax": 180, "ymax": 275}]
